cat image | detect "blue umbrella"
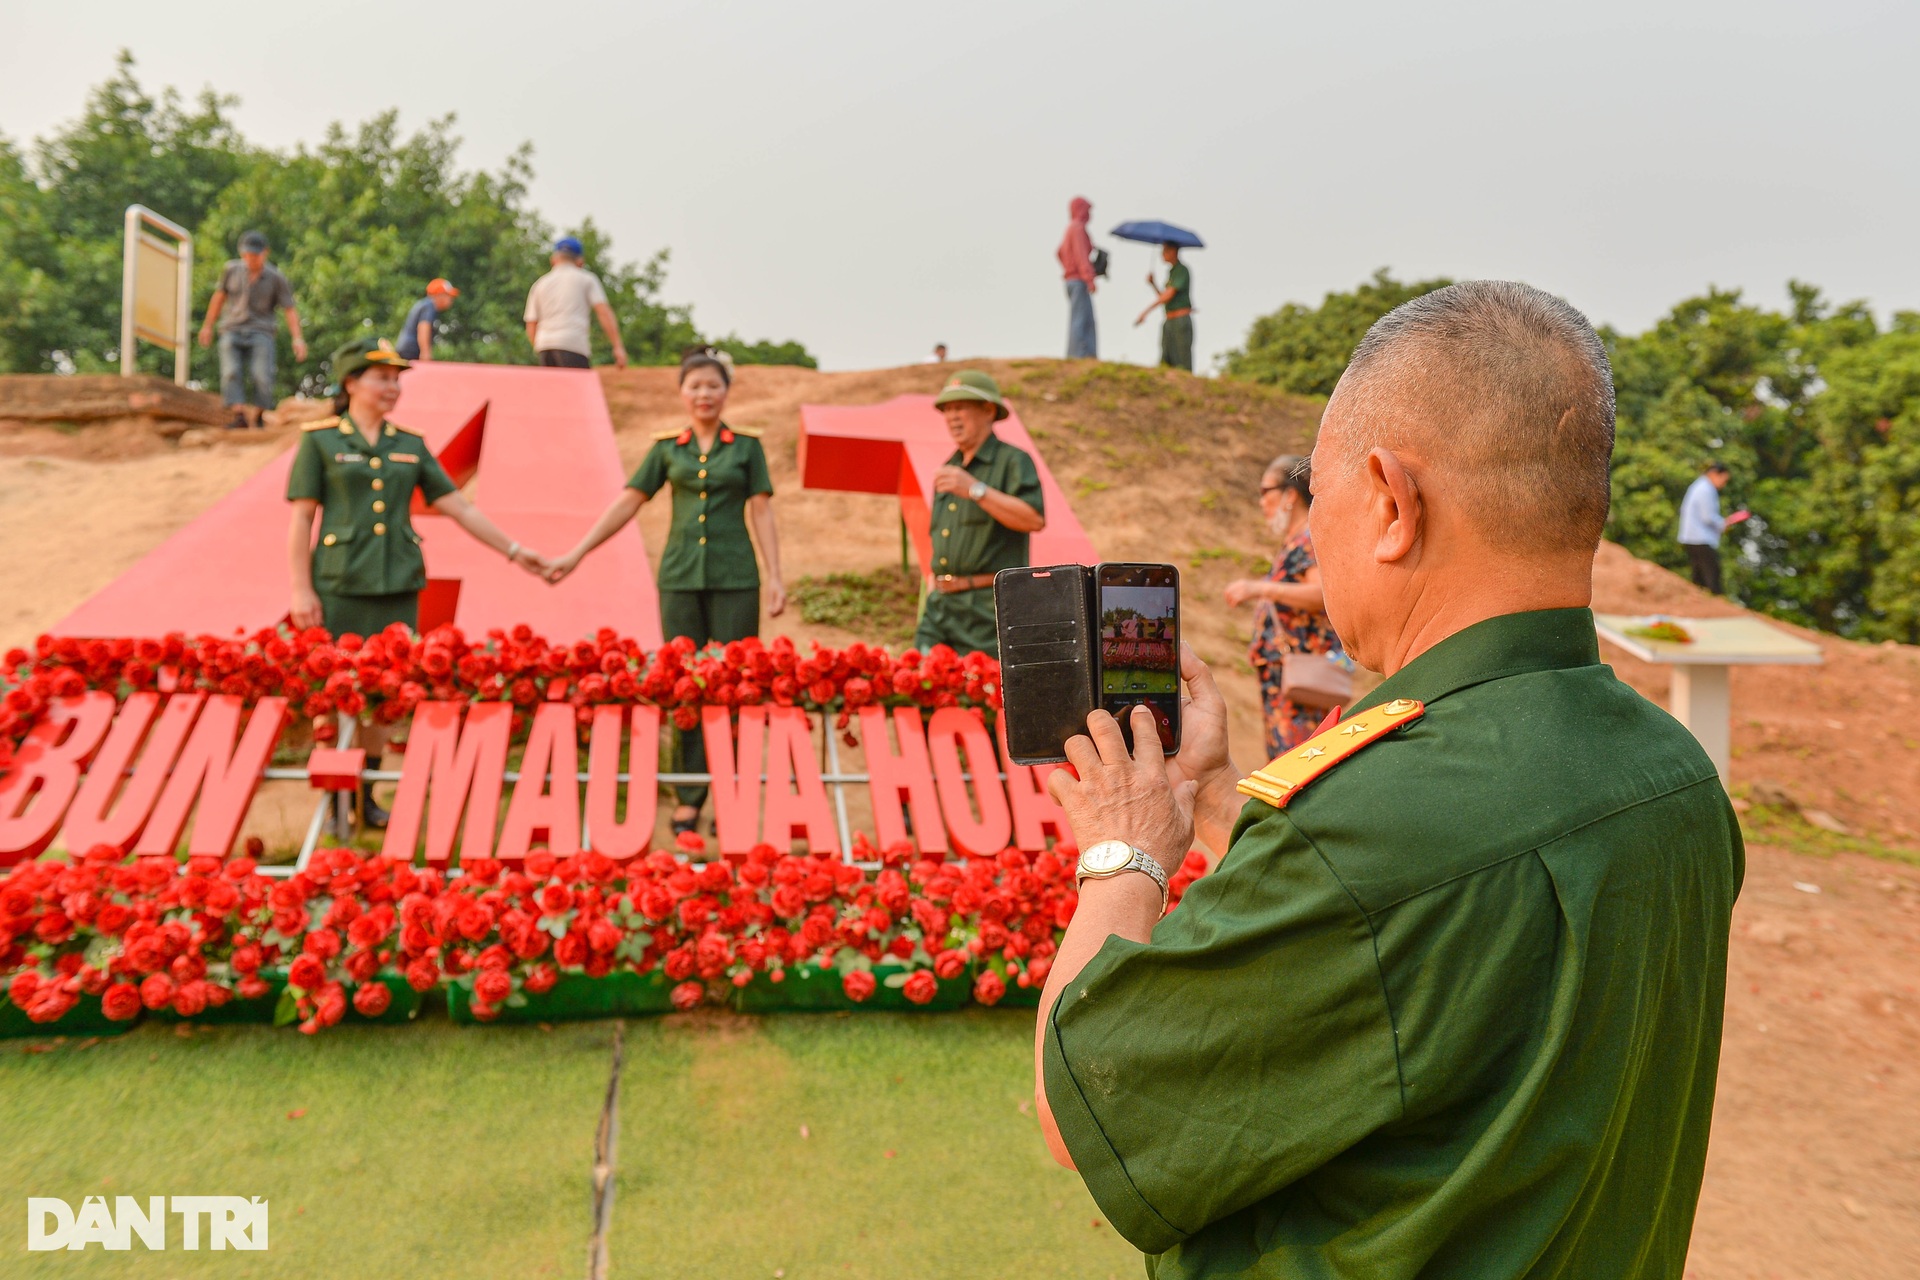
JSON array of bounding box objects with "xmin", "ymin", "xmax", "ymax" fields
[{"xmin": 1109, "ymin": 220, "xmax": 1204, "ymax": 248}]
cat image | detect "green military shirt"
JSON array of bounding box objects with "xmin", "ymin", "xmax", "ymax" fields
[
  {"xmin": 915, "ymin": 432, "xmax": 1045, "ymax": 657},
  {"xmin": 628, "ymin": 424, "xmax": 773, "ymax": 591},
  {"xmin": 1043, "ymin": 608, "xmax": 1742, "ymax": 1278},
  {"xmin": 286, "ymin": 414, "xmax": 457, "ymax": 597},
  {"xmin": 1165, "ymin": 260, "xmax": 1192, "ymax": 312}
]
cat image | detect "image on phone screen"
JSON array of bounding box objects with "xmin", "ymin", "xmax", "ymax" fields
[{"xmin": 1097, "ymin": 564, "xmax": 1180, "ymax": 753}]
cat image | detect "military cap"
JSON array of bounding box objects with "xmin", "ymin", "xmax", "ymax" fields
[
  {"xmin": 933, "ymin": 369, "xmax": 1009, "ymax": 421},
  {"xmin": 330, "ymin": 337, "xmax": 411, "ymax": 382}
]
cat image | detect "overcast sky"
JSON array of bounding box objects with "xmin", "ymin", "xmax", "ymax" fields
[{"xmin": 3, "ymin": 0, "xmax": 1916, "ymax": 371}]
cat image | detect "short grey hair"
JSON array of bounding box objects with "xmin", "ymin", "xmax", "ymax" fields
[{"xmin": 1332, "ymin": 280, "xmax": 1615, "ymax": 553}]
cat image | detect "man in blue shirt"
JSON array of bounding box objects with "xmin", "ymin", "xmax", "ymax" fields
[
  {"xmin": 1677, "ymin": 462, "xmax": 1746, "ymax": 593},
  {"xmin": 395, "ymin": 278, "xmax": 459, "ymax": 361}
]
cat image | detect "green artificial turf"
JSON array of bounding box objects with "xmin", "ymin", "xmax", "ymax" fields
[{"xmin": 0, "ymin": 1009, "xmax": 1138, "ymax": 1279}]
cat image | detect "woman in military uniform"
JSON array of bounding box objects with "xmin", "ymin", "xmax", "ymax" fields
[
  {"xmin": 548, "ymin": 346, "xmax": 786, "ymax": 834},
  {"xmin": 288, "ymin": 336, "xmax": 548, "ymax": 822}
]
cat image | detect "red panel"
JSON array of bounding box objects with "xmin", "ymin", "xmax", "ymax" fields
[
  {"xmin": 797, "ymin": 395, "xmax": 1099, "ymax": 579},
  {"xmin": 54, "ymin": 361, "xmax": 660, "ymax": 646}
]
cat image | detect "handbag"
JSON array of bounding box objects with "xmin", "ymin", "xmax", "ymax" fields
[{"xmin": 1279, "ymin": 651, "xmax": 1353, "ymax": 712}]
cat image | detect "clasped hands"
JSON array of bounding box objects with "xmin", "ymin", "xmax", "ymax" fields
[
  {"xmin": 1045, "ymin": 643, "xmax": 1243, "ymax": 878},
  {"xmin": 501, "ymin": 545, "xmax": 577, "ymax": 583}
]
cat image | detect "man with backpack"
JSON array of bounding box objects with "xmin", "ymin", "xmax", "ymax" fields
[{"xmin": 1059, "ymin": 197, "xmax": 1101, "ymax": 359}]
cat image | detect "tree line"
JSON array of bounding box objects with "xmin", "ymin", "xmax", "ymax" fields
[
  {"xmin": 1223, "ymin": 270, "xmax": 1920, "ymax": 645},
  {"xmin": 0, "ymin": 53, "xmax": 813, "ymax": 393}
]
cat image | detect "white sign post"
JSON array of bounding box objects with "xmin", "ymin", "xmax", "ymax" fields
[
  {"xmin": 1595, "ymin": 613, "xmax": 1823, "ymax": 784},
  {"xmin": 120, "ymin": 205, "xmax": 194, "ymax": 386}
]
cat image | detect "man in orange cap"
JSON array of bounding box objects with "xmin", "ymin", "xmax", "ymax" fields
[{"xmin": 395, "ymin": 278, "xmax": 459, "ymax": 361}]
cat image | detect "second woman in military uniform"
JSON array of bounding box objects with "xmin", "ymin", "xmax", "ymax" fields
[
  {"xmin": 547, "ymin": 347, "xmax": 787, "ymax": 834},
  {"xmin": 287, "ymin": 336, "xmax": 548, "ymax": 823}
]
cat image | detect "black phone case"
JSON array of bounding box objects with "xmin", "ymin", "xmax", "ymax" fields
[{"xmin": 994, "ymin": 565, "xmax": 1097, "ymax": 765}]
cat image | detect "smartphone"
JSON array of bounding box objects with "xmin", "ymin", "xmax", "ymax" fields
[
  {"xmin": 1095, "ymin": 562, "xmax": 1181, "ymax": 754},
  {"xmin": 994, "ymin": 566, "xmax": 1098, "ymax": 765}
]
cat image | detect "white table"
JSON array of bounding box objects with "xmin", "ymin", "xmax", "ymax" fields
[{"xmin": 1594, "ymin": 614, "xmax": 1823, "ymax": 784}]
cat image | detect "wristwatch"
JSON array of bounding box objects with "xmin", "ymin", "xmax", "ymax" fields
[
  {"xmin": 1076, "ymin": 839, "xmax": 1169, "ymax": 912},
  {"xmin": 968, "ymin": 479, "xmax": 989, "ymax": 502}
]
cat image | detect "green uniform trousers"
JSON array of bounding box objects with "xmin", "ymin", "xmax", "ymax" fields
[
  {"xmin": 1160, "ymin": 313, "xmax": 1194, "ymax": 371},
  {"xmin": 321, "ymin": 591, "xmax": 418, "ymax": 640},
  {"xmin": 660, "ymin": 588, "xmax": 761, "ymax": 810}
]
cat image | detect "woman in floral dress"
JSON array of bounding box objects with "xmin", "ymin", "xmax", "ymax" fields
[{"xmin": 1225, "ymin": 454, "xmax": 1347, "ymax": 757}]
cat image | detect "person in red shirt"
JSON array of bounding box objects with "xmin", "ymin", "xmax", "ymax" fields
[{"xmin": 1058, "ymin": 197, "xmax": 1098, "ymax": 359}]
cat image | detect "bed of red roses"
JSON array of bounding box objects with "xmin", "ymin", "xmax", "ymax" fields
[
  {"xmin": 0, "ymin": 623, "xmax": 1214, "ymax": 1032},
  {"xmin": 0, "ymin": 837, "xmax": 1211, "ymax": 1033},
  {"xmin": 0, "ymin": 623, "xmax": 1000, "ymax": 775}
]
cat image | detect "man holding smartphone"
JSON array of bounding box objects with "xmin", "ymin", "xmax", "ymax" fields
[
  {"xmin": 915, "ymin": 370, "xmax": 1046, "ymax": 657},
  {"xmin": 1032, "ymin": 282, "xmax": 1741, "ymax": 1278}
]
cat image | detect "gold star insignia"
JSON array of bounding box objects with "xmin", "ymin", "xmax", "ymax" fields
[
  {"xmin": 1339, "ymin": 722, "xmax": 1369, "ymax": 737},
  {"xmin": 1298, "ymin": 746, "xmax": 1327, "ymax": 760},
  {"xmin": 1383, "ymin": 698, "xmax": 1418, "ymax": 715}
]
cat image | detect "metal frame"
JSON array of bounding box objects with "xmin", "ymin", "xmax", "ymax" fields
[{"xmin": 120, "ymin": 205, "xmax": 194, "ymax": 386}]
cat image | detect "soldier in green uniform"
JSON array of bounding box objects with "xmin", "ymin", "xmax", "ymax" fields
[
  {"xmin": 288, "ymin": 337, "xmax": 549, "ymax": 824},
  {"xmin": 1035, "ymin": 283, "xmax": 1742, "ymax": 1278},
  {"xmin": 1135, "ymin": 242, "xmax": 1194, "ymax": 371},
  {"xmin": 549, "ymin": 347, "xmax": 786, "ymax": 833},
  {"xmin": 915, "ymin": 370, "xmax": 1046, "ymax": 657}
]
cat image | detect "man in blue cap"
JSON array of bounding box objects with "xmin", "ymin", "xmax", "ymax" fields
[{"xmin": 524, "ymin": 236, "xmax": 628, "ymax": 369}]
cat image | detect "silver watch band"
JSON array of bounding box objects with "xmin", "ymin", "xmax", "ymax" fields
[{"xmin": 1078, "ymin": 845, "xmax": 1170, "ymax": 910}]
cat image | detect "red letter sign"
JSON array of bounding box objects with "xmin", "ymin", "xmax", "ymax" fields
[
  {"xmin": 62, "ymin": 692, "xmax": 201, "ymax": 854},
  {"xmin": 383, "ymin": 701, "xmax": 512, "ymax": 863},
  {"xmin": 705, "ymin": 707, "xmax": 768, "ymax": 857},
  {"xmin": 496, "ymin": 702, "xmax": 583, "ymax": 861},
  {"xmin": 0, "ymin": 693, "xmax": 116, "ymax": 863},
  {"xmin": 857, "ymin": 706, "xmax": 946, "ymax": 855},
  {"xmin": 761, "ymin": 706, "xmax": 839, "ymax": 855},
  {"xmin": 925, "ymin": 707, "xmax": 1012, "ymax": 857},
  {"xmin": 136, "ymin": 696, "xmax": 287, "ymax": 857},
  {"xmin": 583, "ymin": 705, "xmax": 658, "ymax": 860}
]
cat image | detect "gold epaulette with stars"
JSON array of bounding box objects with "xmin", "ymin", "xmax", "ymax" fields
[
  {"xmin": 300, "ymin": 416, "xmax": 342, "ymax": 432},
  {"xmin": 728, "ymin": 425, "xmax": 762, "ymax": 437},
  {"xmin": 1237, "ymin": 698, "xmax": 1426, "ymax": 809},
  {"xmin": 651, "ymin": 427, "xmax": 683, "ymax": 440}
]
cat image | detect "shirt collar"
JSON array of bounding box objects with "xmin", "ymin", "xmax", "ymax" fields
[
  {"xmin": 953, "ymin": 431, "xmax": 1002, "ymax": 469},
  {"xmin": 1355, "ymin": 607, "xmax": 1602, "ymax": 713}
]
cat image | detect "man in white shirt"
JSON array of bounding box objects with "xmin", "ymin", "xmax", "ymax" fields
[
  {"xmin": 524, "ymin": 236, "xmax": 628, "ymax": 369},
  {"xmin": 1676, "ymin": 462, "xmax": 1746, "ymax": 594}
]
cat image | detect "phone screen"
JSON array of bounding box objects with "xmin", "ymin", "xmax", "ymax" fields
[{"xmin": 1097, "ymin": 563, "xmax": 1180, "ymax": 753}]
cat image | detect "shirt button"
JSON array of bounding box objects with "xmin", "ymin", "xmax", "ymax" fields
[
  {"xmin": 700, "ymin": 491, "xmax": 707, "ymax": 499},
  {"xmin": 940, "ymin": 529, "xmax": 950, "ymax": 537},
  {"xmin": 699, "ymin": 455, "xmax": 708, "ymax": 463},
  {"xmin": 698, "ymin": 513, "xmax": 706, "ymax": 522},
  {"xmin": 698, "ymin": 470, "xmax": 707, "ymax": 479},
  {"xmin": 369, "ymin": 457, "xmax": 382, "ymax": 469},
  {"xmin": 948, "ymin": 503, "xmax": 957, "ymax": 511},
  {"xmin": 939, "ymin": 557, "xmax": 948, "ymax": 566},
  {"xmin": 323, "ymin": 534, "xmax": 337, "ymax": 546},
  {"xmin": 373, "ymin": 523, "xmax": 386, "ymax": 535},
  {"xmin": 371, "ymin": 479, "xmax": 383, "ymax": 491},
  {"xmin": 698, "ymin": 536, "xmax": 707, "ymax": 545},
  {"xmin": 372, "ymin": 500, "xmax": 385, "ymax": 513}
]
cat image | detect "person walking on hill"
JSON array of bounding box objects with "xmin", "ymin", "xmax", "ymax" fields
[
  {"xmin": 546, "ymin": 347, "xmax": 786, "ymax": 836},
  {"xmin": 1225, "ymin": 454, "xmax": 1347, "ymax": 756},
  {"xmin": 198, "ymin": 230, "xmax": 307, "ymax": 430},
  {"xmin": 1677, "ymin": 462, "xmax": 1746, "ymax": 595},
  {"xmin": 525, "ymin": 236, "xmax": 628, "ymax": 370},
  {"xmin": 1135, "ymin": 242, "xmax": 1193, "ymax": 370},
  {"xmin": 914, "ymin": 370, "xmax": 1046, "ymax": 658},
  {"xmin": 396, "ymin": 278, "xmax": 459, "ymax": 361},
  {"xmin": 1059, "ymin": 197, "xmax": 1099, "ymax": 359}
]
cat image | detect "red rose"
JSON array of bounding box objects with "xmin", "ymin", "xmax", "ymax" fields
[
  {"xmin": 901, "ymin": 969, "xmax": 939, "ymax": 1005},
  {"xmin": 28, "ymin": 990, "xmax": 76, "ymax": 1023},
  {"xmin": 473, "ymin": 968, "xmax": 513, "ymax": 1006},
  {"xmin": 933, "ymin": 948, "xmax": 969, "ymax": 980},
  {"xmin": 972, "ymin": 969, "xmax": 1006, "ymax": 1006},
  {"xmin": 171, "ymin": 980, "xmax": 209, "ymax": 1018},
  {"xmin": 7, "ymin": 971, "xmax": 39, "ymax": 1007},
  {"xmin": 842, "ymin": 969, "xmax": 877, "ymax": 1003},
  {"xmin": 230, "ymin": 943, "xmax": 264, "ymax": 975},
  {"xmin": 101, "ymin": 982, "xmax": 143, "ymax": 1021},
  {"xmin": 139, "ymin": 972, "xmax": 175, "ymax": 1010},
  {"xmin": 352, "ymin": 982, "xmax": 392, "ymax": 1017},
  {"xmin": 670, "ymin": 980, "xmax": 704, "ymax": 1011},
  {"xmin": 404, "ymin": 957, "xmax": 439, "ymax": 992},
  {"xmin": 237, "ymin": 974, "xmax": 272, "ymax": 1001},
  {"xmin": 288, "ymin": 954, "xmax": 327, "ymax": 991},
  {"xmin": 523, "ymin": 962, "xmax": 558, "ymax": 995}
]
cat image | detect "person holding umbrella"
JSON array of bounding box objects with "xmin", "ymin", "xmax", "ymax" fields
[{"xmin": 1111, "ymin": 220, "xmax": 1203, "ymax": 371}]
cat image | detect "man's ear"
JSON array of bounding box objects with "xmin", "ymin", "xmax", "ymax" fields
[{"xmin": 1366, "ymin": 448, "xmax": 1423, "ymax": 565}]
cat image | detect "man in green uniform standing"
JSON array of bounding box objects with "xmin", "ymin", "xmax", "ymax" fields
[
  {"xmin": 1135, "ymin": 242, "xmax": 1194, "ymax": 371},
  {"xmin": 1036, "ymin": 281, "xmax": 1742, "ymax": 1278},
  {"xmin": 916, "ymin": 370, "xmax": 1046, "ymax": 657}
]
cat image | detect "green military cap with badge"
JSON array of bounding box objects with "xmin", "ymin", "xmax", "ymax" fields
[
  {"xmin": 933, "ymin": 369, "xmax": 1009, "ymax": 421},
  {"xmin": 329, "ymin": 336, "xmax": 412, "ymax": 385}
]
